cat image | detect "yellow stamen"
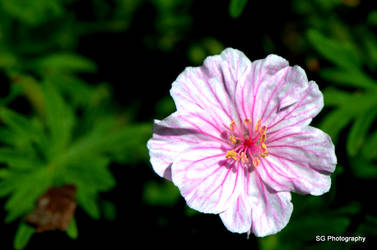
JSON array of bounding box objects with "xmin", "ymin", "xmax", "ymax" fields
[
  {"xmin": 261, "ymin": 143, "xmax": 267, "ymax": 151},
  {"xmin": 225, "ymin": 150, "xmax": 240, "ymax": 161},
  {"xmin": 244, "ymin": 118, "xmax": 251, "ymax": 126},
  {"xmin": 240, "ymin": 152, "xmax": 248, "ymax": 163},
  {"xmin": 230, "ymin": 121, "xmax": 236, "ymax": 132},
  {"xmin": 260, "ymin": 133, "xmax": 266, "ymax": 144},
  {"xmin": 260, "ymin": 125, "xmax": 267, "ymax": 135},
  {"xmin": 252, "ymin": 157, "xmax": 259, "ymax": 167},
  {"xmin": 261, "ymin": 152, "xmax": 268, "ymax": 157},
  {"xmin": 255, "ymin": 120, "xmax": 261, "ymax": 132},
  {"xmin": 229, "ymin": 135, "xmax": 237, "ymax": 144}
]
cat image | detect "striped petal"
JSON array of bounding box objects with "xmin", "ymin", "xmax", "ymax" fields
[
  {"xmin": 147, "ymin": 112, "xmax": 211, "ymax": 180},
  {"xmin": 258, "ymin": 126, "xmax": 337, "ymax": 195},
  {"xmin": 257, "ymin": 65, "xmax": 324, "ymax": 133},
  {"xmin": 250, "ymin": 172, "xmax": 293, "ymax": 237},
  {"xmin": 171, "ymin": 142, "xmax": 244, "ymax": 214},
  {"xmin": 170, "ymin": 48, "xmax": 252, "ymax": 133},
  {"xmin": 235, "ymin": 54, "xmax": 289, "ymax": 127}
]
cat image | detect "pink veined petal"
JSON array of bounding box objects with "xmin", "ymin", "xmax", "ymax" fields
[
  {"xmin": 219, "ymin": 168, "xmax": 258, "ymax": 233},
  {"xmin": 260, "ymin": 65, "xmax": 323, "ymax": 134},
  {"xmin": 258, "ymin": 126, "xmax": 337, "ymax": 195},
  {"xmin": 147, "ymin": 112, "xmax": 211, "ymax": 180},
  {"xmin": 170, "ymin": 48, "xmax": 252, "ymax": 133},
  {"xmin": 251, "ymin": 171, "xmax": 293, "ymax": 237},
  {"xmin": 171, "ymin": 142, "xmax": 244, "ymax": 214},
  {"xmin": 235, "ymin": 54, "xmax": 289, "ymax": 128}
]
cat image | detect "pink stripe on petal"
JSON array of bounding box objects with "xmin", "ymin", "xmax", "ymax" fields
[
  {"xmin": 147, "ymin": 112, "xmax": 215, "ymax": 180},
  {"xmin": 172, "ymin": 142, "xmax": 244, "ymax": 214},
  {"xmin": 250, "ymin": 171, "xmax": 293, "ymax": 237},
  {"xmin": 259, "ymin": 126, "xmax": 336, "ymax": 195}
]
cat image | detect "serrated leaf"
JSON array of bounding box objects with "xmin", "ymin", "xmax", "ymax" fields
[
  {"xmin": 36, "ymin": 53, "xmax": 96, "ymax": 73},
  {"xmin": 13, "ymin": 222, "xmax": 34, "ymax": 250},
  {"xmin": 47, "ymin": 74, "xmax": 94, "ymax": 108},
  {"xmin": 76, "ymin": 186, "xmax": 100, "ymax": 219},
  {"xmin": 43, "ymin": 80, "xmax": 75, "ymax": 157},
  {"xmin": 307, "ymin": 29, "xmax": 361, "ymax": 69},
  {"xmin": 4, "ymin": 169, "xmax": 51, "ymax": 223},
  {"xmin": 62, "ymin": 156, "xmax": 115, "ymax": 192},
  {"xmin": 0, "ymin": 148, "xmax": 42, "ymax": 170},
  {"xmin": 347, "ymin": 107, "xmax": 377, "ymax": 156},
  {"xmin": 321, "ymin": 68, "xmax": 376, "ymax": 89},
  {"xmin": 0, "ymin": 108, "xmax": 44, "ymax": 144},
  {"xmin": 66, "ymin": 218, "xmax": 78, "ymax": 239},
  {"xmin": 229, "ymin": 0, "xmax": 248, "ymax": 18},
  {"xmin": 64, "ymin": 123, "xmax": 152, "ymax": 164}
]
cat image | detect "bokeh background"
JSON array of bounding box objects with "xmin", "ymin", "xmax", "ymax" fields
[{"xmin": 0, "ymin": 0, "xmax": 377, "ymax": 249}]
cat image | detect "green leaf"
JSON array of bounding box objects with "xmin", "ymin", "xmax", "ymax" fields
[
  {"xmin": 66, "ymin": 218, "xmax": 78, "ymax": 239},
  {"xmin": 361, "ymin": 31, "xmax": 377, "ymax": 70},
  {"xmin": 322, "ymin": 87, "xmax": 354, "ymax": 106},
  {"xmin": 63, "ymin": 123, "xmax": 152, "ymax": 164},
  {"xmin": 35, "ymin": 53, "xmax": 96, "ymax": 73},
  {"xmin": 347, "ymin": 107, "xmax": 377, "ymax": 156},
  {"xmin": 0, "ymin": 83, "xmax": 24, "ymax": 107},
  {"xmin": 320, "ymin": 108, "xmax": 354, "ymax": 143},
  {"xmin": 43, "ymin": 80, "xmax": 75, "ymax": 157},
  {"xmin": 46, "ymin": 74, "xmax": 94, "ymax": 108},
  {"xmin": 320, "ymin": 68, "xmax": 376, "ymax": 89},
  {"xmin": 1, "ymin": 0, "xmax": 64, "ymax": 25},
  {"xmin": 229, "ymin": 0, "xmax": 248, "ymax": 18},
  {"xmin": 0, "ymin": 148, "xmax": 42, "ymax": 170},
  {"xmin": 62, "ymin": 156, "xmax": 115, "ymax": 192},
  {"xmin": 13, "ymin": 222, "xmax": 34, "ymax": 250},
  {"xmin": 307, "ymin": 29, "xmax": 361, "ymax": 69},
  {"xmin": 0, "ymin": 108, "xmax": 44, "ymax": 144},
  {"xmin": 4, "ymin": 169, "xmax": 51, "ymax": 223},
  {"xmin": 76, "ymin": 186, "xmax": 100, "ymax": 219},
  {"xmin": 361, "ymin": 131, "xmax": 377, "ymax": 160}
]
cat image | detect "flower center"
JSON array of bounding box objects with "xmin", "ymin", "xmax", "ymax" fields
[{"xmin": 225, "ymin": 119, "xmax": 268, "ymax": 167}]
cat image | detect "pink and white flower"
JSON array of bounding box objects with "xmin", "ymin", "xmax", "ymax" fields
[{"xmin": 147, "ymin": 48, "xmax": 337, "ymax": 237}]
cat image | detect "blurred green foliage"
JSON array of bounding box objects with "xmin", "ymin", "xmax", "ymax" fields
[{"xmin": 0, "ymin": 0, "xmax": 152, "ymax": 249}]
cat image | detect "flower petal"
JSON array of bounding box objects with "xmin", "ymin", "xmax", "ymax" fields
[
  {"xmin": 171, "ymin": 142, "xmax": 244, "ymax": 214},
  {"xmin": 170, "ymin": 48, "xmax": 252, "ymax": 133},
  {"xmin": 235, "ymin": 54, "xmax": 289, "ymax": 126},
  {"xmin": 258, "ymin": 65, "xmax": 324, "ymax": 133},
  {"xmin": 147, "ymin": 112, "xmax": 210, "ymax": 180},
  {"xmin": 219, "ymin": 170, "xmax": 293, "ymax": 236},
  {"xmin": 219, "ymin": 168, "xmax": 257, "ymax": 233},
  {"xmin": 251, "ymin": 173, "xmax": 293, "ymax": 237},
  {"xmin": 259, "ymin": 126, "xmax": 337, "ymax": 195}
]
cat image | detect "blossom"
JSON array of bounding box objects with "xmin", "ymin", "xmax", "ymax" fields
[{"xmin": 147, "ymin": 48, "xmax": 337, "ymax": 237}]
